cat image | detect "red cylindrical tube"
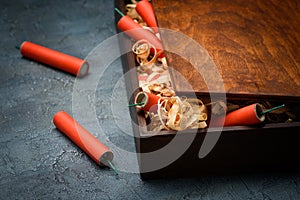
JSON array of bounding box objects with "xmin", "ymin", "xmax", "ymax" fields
[
  {"xmin": 134, "ymin": 91, "xmax": 161, "ymax": 112},
  {"xmin": 136, "ymin": 0, "xmax": 159, "ymax": 34},
  {"xmin": 224, "ymin": 103, "xmax": 265, "ymax": 126},
  {"xmin": 117, "ymin": 16, "xmax": 164, "ymax": 57},
  {"xmin": 53, "ymin": 111, "xmax": 113, "ymax": 166},
  {"xmin": 212, "ymin": 103, "xmax": 265, "ymax": 127},
  {"xmin": 20, "ymin": 41, "xmax": 89, "ymax": 77}
]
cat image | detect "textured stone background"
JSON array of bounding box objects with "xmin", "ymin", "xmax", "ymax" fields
[{"xmin": 1, "ymin": 0, "xmax": 300, "ymax": 199}]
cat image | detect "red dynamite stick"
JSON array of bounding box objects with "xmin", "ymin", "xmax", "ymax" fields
[
  {"xmin": 53, "ymin": 111, "xmax": 116, "ymax": 171},
  {"xmin": 117, "ymin": 15, "xmax": 164, "ymax": 57},
  {"xmin": 134, "ymin": 91, "xmax": 161, "ymax": 112},
  {"xmin": 217, "ymin": 103, "xmax": 265, "ymax": 126},
  {"xmin": 20, "ymin": 41, "xmax": 89, "ymax": 77},
  {"xmin": 136, "ymin": 0, "xmax": 159, "ymax": 34}
]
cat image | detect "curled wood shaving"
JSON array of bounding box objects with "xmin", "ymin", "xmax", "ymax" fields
[
  {"xmin": 149, "ymin": 83, "xmax": 175, "ymax": 97},
  {"xmin": 132, "ymin": 40, "xmax": 157, "ymax": 66},
  {"xmin": 153, "ymin": 96, "xmax": 207, "ymax": 131}
]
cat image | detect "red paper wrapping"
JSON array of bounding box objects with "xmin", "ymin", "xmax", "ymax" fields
[
  {"xmin": 134, "ymin": 91, "xmax": 161, "ymax": 112},
  {"xmin": 212, "ymin": 103, "xmax": 265, "ymax": 127},
  {"xmin": 20, "ymin": 41, "xmax": 89, "ymax": 77},
  {"xmin": 53, "ymin": 111, "xmax": 113, "ymax": 166},
  {"xmin": 136, "ymin": 0, "xmax": 159, "ymax": 34}
]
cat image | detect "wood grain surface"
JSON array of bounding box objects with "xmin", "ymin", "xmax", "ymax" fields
[{"xmin": 152, "ymin": 0, "xmax": 300, "ymax": 96}]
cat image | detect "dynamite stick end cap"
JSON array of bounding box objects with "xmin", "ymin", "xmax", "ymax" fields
[
  {"xmin": 99, "ymin": 151, "xmax": 119, "ymax": 175},
  {"xmin": 53, "ymin": 110, "xmax": 66, "ymax": 124},
  {"xmin": 78, "ymin": 61, "xmax": 89, "ymax": 77},
  {"xmin": 134, "ymin": 91, "xmax": 148, "ymax": 108},
  {"xmin": 254, "ymin": 103, "xmax": 265, "ymax": 122},
  {"xmin": 99, "ymin": 150, "xmax": 114, "ymax": 167}
]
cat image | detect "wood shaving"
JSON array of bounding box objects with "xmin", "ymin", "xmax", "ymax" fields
[{"xmin": 151, "ymin": 97, "xmax": 208, "ymax": 131}]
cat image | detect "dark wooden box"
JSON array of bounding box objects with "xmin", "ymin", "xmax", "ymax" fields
[{"xmin": 115, "ymin": 0, "xmax": 300, "ymax": 180}]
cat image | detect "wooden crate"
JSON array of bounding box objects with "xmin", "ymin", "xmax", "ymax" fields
[{"xmin": 115, "ymin": 0, "xmax": 300, "ymax": 180}]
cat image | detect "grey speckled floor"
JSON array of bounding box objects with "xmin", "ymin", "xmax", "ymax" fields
[{"xmin": 1, "ymin": 0, "xmax": 300, "ymax": 199}]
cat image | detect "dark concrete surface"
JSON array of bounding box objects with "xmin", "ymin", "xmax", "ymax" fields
[{"xmin": 1, "ymin": 0, "xmax": 300, "ymax": 199}]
